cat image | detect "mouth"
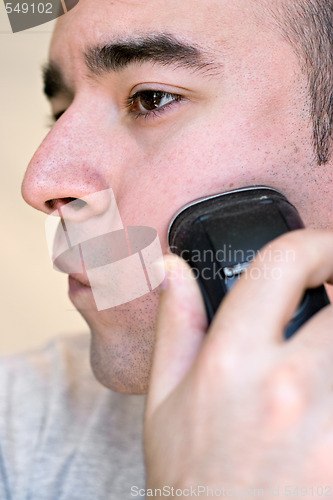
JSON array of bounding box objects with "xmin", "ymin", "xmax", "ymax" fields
[
  {"xmin": 68, "ymin": 274, "xmax": 93, "ymax": 302},
  {"xmin": 68, "ymin": 273, "xmax": 91, "ymax": 288}
]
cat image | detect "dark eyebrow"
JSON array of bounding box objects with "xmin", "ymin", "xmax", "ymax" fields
[
  {"xmin": 42, "ymin": 62, "xmax": 73, "ymax": 100},
  {"xmin": 85, "ymin": 33, "xmax": 222, "ymax": 76},
  {"xmin": 43, "ymin": 34, "xmax": 222, "ymax": 100}
]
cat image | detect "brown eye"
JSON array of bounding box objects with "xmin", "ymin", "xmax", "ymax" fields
[
  {"xmin": 129, "ymin": 90, "xmax": 181, "ymax": 114},
  {"xmin": 137, "ymin": 91, "xmax": 172, "ymax": 110}
]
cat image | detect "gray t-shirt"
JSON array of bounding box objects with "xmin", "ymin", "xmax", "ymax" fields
[{"xmin": 0, "ymin": 334, "xmax": 145, "ymax": 499}]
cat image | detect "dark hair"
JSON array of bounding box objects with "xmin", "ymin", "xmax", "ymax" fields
[{"xmin": 272, "ymin": 1, "xmax": 333, "ymax": 165}]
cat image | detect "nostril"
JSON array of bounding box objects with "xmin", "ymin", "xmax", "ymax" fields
[{"xmin": 46, "ymin": 197, "xmax": 88, "ymax": 212}]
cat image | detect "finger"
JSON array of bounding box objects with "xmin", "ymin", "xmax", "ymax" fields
[
  {"xmin": 146, "ymin": 254, "xmax": 208, "ymax": 416},
  {"xmin": 209, "ymin": 229, "xmax": 333, "ymax": 351},
  {"xmin": 288, "ymin": 300, "xmax": 333, "ymax": 357},
  {"xmin": 267, "ymin": 304, "xmax": 333, "ymax": 427}
]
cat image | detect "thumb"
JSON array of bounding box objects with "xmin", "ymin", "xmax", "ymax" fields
[{"xmin": 146, "ymin": 254, "xmax": 208, "ymax": 416}]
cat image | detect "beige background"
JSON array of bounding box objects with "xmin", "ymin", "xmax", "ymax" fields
[{"xmin": 0, "ymin": 5, "xmax": 88, "ymax": 354}]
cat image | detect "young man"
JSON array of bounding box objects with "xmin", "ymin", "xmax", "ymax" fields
[{"xmin": 4, "ymin": 0, "xmax": 333, "ymax": 497}]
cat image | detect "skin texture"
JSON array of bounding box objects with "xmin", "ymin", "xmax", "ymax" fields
[{"xmin": 21, "ymin": 0, "xmax": 333, "ymax": 394}]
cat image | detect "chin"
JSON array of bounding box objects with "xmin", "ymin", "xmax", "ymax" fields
[{"xmin": 78, "ymin": 290, "xmax": 160, "ymax": 394}]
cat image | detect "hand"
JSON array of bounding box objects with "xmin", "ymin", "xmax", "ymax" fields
[{"xmin": 145, "ymin": 229, "xmax": 333, "ymax": 497}]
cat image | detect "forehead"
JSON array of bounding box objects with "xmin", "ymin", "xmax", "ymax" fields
[
  {"xmin": 53, "ymin": 0, "xmax": 247, "ymax": 37},
  {"xmin": 50, "ymin": 0, "xmax": 275, "ymax": 72}
]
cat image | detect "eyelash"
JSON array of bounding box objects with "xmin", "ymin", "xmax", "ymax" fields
[{"xmin": 125, "ymin": 90, "xmax": 184, "ymax": 120}]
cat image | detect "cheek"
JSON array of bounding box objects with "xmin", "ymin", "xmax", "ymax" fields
[
  {"xmin": 116, "ymin": 113, "xmax": 307, "ymax": 243},
  {"xmin": 115, "ymin": 125, "xmax": 242, "ymax": 249}
]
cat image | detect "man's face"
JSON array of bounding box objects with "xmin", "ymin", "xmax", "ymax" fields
[{"xmin": 22, "ymin": 0, "xmax": 333, "ymax": 393}]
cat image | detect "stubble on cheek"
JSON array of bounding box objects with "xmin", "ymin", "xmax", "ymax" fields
[{"xmin": 88, "ymin": 289, "xmax": 161, "ymax": 394}]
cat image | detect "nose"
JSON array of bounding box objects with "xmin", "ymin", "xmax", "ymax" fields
[{"xmin": 21, "ymin": 98, "xmax": 122, "ymax": 220}]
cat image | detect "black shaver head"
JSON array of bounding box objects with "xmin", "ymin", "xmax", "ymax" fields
[{"xmin": 168, "ymin": 186, "xmax": 329, "ymax": 339}]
